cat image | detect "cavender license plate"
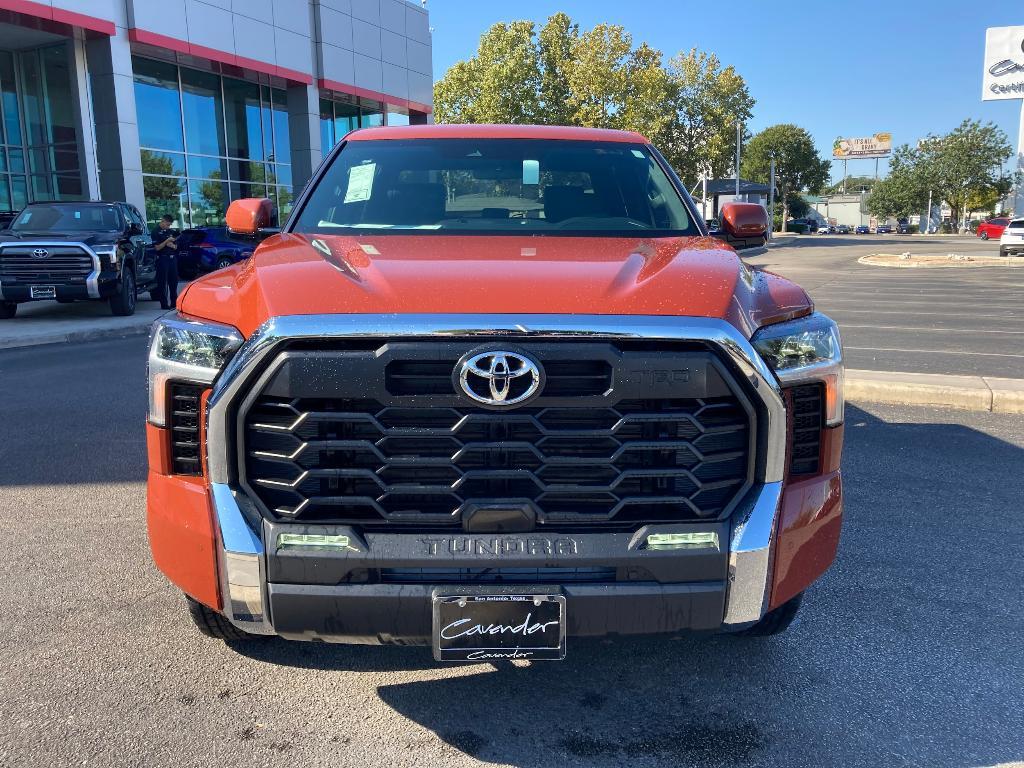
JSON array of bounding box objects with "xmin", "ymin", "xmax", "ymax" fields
[
  {"xmin": 432, "ymin": 594, "xmax": 566, "ymax": 661},
  {"xmin": 31, "ymin": 285, "xmax": 56, "ymax": 299}
]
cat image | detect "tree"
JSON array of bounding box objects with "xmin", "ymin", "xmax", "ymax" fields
[
  {"xmin": 742, "ymin": 124, "xmax": 830, "ymax": 231},
  {"xmin": 433, "ymin": 15, "xmax": 755, "ymax": 189},
  {"xmin": 918, "ymin": 120, "xmax": 1015, "ymax": 230},
  {"xmin": 660, "ymin": 49, "xmax": 754, "ymax": 190},
  {"xmin": 826, "ymin": 175, "xmax": 876, "ymax": 195},
  {"xmin": 433, "ymin": 21, "xmax": 541, "ymax": 124},
  {"xmin": 865, "ymin": 144, "xmax": 929, "ymax": 221}
]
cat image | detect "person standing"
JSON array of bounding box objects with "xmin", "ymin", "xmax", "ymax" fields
[{"xmin": 151, "ymin": 214, "xmax": 179, "ymax": 310}]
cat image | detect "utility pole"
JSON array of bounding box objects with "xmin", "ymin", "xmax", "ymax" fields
[
  {"xmin": 735, "ymin": 121, "xmax": 741, "ymax": 196},
  {"xmin": 768, "ymin": 158, "xmax": 776, "ymax": 235},
  {"xmin": 842, "ymin": 159, "xmax": 847, "ymax": 193}
]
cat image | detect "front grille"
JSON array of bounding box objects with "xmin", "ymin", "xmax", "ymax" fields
[
  {"xmin": 242, "ymin": 341, "xmax": 754, "ymax": 529},
  {"xmin": 0, "ymin": 246, "xmax": 94, "ymax": 283},
  {"xmin": 169, "ymin": 383, "xmax": 203, "ymax": 475},
  {"xmin": 379, "ymin": 566, "xmax": 616, "ymax": 584},
  {"xmin": 789, "ymin": 384, "xmax": 823, "ymax": 475}
]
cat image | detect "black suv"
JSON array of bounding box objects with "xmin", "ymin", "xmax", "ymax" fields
[{"xmin": 0, "ymin": 201, "xmax": 157, "ymax": 318}]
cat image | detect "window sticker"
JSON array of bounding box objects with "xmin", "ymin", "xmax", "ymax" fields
[
  {"xmin": 74, "ymin": 211, "xmax": 81, "ymax": 219},
  {"xmin": 18, "ymin": 211, "xmax": 31, "ymax": 223},
  {"xmin": 522, "ymin": 159, "xmax": 540, "ymax": 185},
  {"xmin": 631, "ymin": 149, "xmax": 645, "ymax": 158},
  {"xmin": 344, "ymin": 162, "xmax": 376, "ymax": 203}
]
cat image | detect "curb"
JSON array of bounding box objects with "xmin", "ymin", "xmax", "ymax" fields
[
  {"xmin": 0, "ymin": 322, "xmax": 151, "ymax": 350},
  {"xmin": 846, "ymin": 369, "xmax": 1024, "ymax": 414}
]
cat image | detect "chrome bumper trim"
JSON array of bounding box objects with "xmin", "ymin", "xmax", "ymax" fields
[{"xmin": 204, "ymin": 314, "xmax": 788, "ymax": 629}]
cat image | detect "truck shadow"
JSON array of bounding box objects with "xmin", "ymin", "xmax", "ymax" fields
[{"xmin": 231, "ymin": 404, "xmax": 1024, "ymax": 767}]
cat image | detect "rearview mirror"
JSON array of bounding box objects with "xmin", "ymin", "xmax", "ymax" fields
[
  {"xmin": 713, "ymin": 203, "xmax": 769, "ymax": 251},
  {"xmin": 226, "ymin": 197, "xmax": 275, "ymax": 236}
]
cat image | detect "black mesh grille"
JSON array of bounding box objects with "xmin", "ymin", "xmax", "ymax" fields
[
  {"xmin": 789, "ymin": 384, "xmax": 823, "ymax": 475},
  {"xmin": 169, "ymin": 383, "xmax": 203, "ymax": 476},
  {"xmin": 244, "ymin": 394, "xmax": 750, "ymax": 527},
  {"xmin": 385, "ymin": 358, "xmax": 612, "ymax": 397}
]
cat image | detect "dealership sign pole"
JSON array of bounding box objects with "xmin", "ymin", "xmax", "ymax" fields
[{"xmin": 983, "ymin": 25, "xmax": 1024, "ymax": 215}]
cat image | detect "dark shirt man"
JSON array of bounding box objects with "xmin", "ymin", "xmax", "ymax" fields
[{"xmin": 152, "ymin": 214, "xmax": 179, "ymax": 310}]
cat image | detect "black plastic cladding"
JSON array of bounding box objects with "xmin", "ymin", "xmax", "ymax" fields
[{"xmin": 232, "ymin": 338, "xmax": 762, "ymax": 530}]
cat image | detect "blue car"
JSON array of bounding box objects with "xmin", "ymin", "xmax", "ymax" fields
[
  {"xmin": 176, "ymin": 227, "xmax": 259, "ymax": 278},
  {"xmin": 855, "ymin": 225, "xmax": 870, "ymax": 234}
]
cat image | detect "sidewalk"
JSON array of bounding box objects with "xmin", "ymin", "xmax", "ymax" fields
[{"xmin": 0, "ymin": 297, "xmax": 167, "ymax": 349}]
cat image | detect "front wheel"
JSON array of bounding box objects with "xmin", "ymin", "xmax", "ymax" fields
[
  {"xmin": 0, "ymin": 301, "xmax": 16, "ymax": 319},
  {"xmin": 186, "ymin": 596, "xmax": 268, "ymax": 642},
  {"xmin": 736, "ymin": 592, "xmax": 803, "ymax": 637},
  {"xmin": 980, "ymin": 231, "xmax": 989, "ymax": 240},
  {"xmin": 109, "ymin": 269, "xmax": 136, "ymax": 316},
  {"xmin": 216, "ymin": 256, "xmax": 233, "ymax": 270}
]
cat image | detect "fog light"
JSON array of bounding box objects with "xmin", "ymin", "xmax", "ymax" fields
[
  {"xmin": 277, "ymin": 533, "xmax": 352, "ymax": 550},
  {"xmin": 646, "ymin": 532, "xmax": 720, "ymax": 551}
]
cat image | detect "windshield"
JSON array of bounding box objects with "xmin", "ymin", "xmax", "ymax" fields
[
  {"xmin": 294, "ymin": 138, "xmax": 697, "ymax": 237},
  {"xmin": 12, "ymin": 204, "xmax": 122, "ymax": 233}
]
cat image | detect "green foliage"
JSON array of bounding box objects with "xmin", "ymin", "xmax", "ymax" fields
[
  {"xmin": 865, "ymin": 144, "xmax": 928, "ymax": 220},
  {"xmin": 432, "ymin": 14, "xmax": 754, "ymax": 188},
  {"xmin": 826, "ymin": 175, "xmax": 876, "ymax": 194},
  {"xmin": 741, "ymin": 124, "xmax": 830, "ymax": 230}
]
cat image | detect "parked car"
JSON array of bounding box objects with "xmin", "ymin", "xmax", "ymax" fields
[
  {"xmin": 817, "ymin": 224, "xmax": 833, "ymax": 234},
  {"xmin": 147, "ymin": 124, "xmax": 845, "ymax": 656},
  {"xmin": 999, "ymin": 218, "xmax": 1024, "ymax": 257},
  {"xmin": 976, "ymin": 217, "xmax": 1010, "ymax": 240},
  {"xmin": 0, "ymin": 201, "xmax": 156, "ymax": 318},
  {"xmin": 786, "ymin": 220, "xmax": 811, "ymax": 234},
  {"xmin": 875, "ymin": 224, "xmax": 893, "ymax": 234},
  {"xmin": 855, "ymin": 225, "xmax": 870, "ymax": 234},
  {"xmin": 175, "ymin": 226, "xmax": 264, "ymax": 278},
  {"xmin": 835, "ymin": 224, "xmax": 851, "ymax": 234},
  {"xmin": 896, "ymin": 221, "xmax": 913, "ymax": 234}
]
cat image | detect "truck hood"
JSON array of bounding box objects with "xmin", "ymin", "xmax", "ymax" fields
[
  {"xmin": 0, "ymin": 231, "xmax": 120, "ymax": 246},
  {"xmin": 179, "ymin": 233, "xmax": 812, "ymax": 339}
]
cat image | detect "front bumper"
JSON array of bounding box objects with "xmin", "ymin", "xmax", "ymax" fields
[{"xmin": 146, "ymin": 314, "xmax": 844, "ymax": 643}]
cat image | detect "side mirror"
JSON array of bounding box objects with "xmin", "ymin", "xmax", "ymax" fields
[
  {"xmin": 226, "ymin": 197, "xmax": 275, "ymax": 236},
  {"xmin": 713, "ymin": 203, "xmax": 769, "ymax": 251},
  {"xmin": 128, "ymin": 222, "xmax": 144, "ymax": 236}
]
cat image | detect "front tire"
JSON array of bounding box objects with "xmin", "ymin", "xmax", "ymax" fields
[
  {"xmin": 186, "ymin": 596, "xmax": 268, "ymax": 642},
  {"xmin": 109, "ymin": 269, "xmax": 136, "ymax": 316},
  {"xmin": 980, "ymin": 231, "xmax": 989, "ymax": 240},
  {"xmin": 0, "ymin": 301, "xmax": 16, "ymax": 319},
  {"xmin": 216, "ymin": 256, "xmax": 233, "ymax": 270},
  {"xmin": 736, "ymin": 592, "xmax": 803, "ymax": 637}
]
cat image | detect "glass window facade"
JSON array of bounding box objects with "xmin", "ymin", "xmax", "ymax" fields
[
  {"xmin": 0, "ymin": 43, "xmax": 83, "ymax": 212},
  {"xmin": 133, "ymin": 56, "xmax": 293, "ymax": 229},
  {"xmin": 319, "ymin": 96, "xmax": 384, "ymax": 150}
]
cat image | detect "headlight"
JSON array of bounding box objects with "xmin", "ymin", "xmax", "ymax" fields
[
  {"xmin": 94, "ymin": 246, "xmax": 118, "ymax": 266},
  {"xmin": 752, "ymin": 312, "xmax": 844, "ymax": 425},
  {"xmin": 147, "ymin": 314, "xmax": 243, "ymax": 426}
]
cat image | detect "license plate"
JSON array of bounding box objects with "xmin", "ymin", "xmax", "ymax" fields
[
  {"xmin": 432, "ymin": 593, "xmax": 566, "ymax": 661},
  {"xmin": 31, "ymin": 285, "xmax": 55, "ymax": 299}
]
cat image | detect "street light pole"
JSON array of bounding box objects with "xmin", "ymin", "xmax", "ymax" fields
[
  {"xmin": 768, "ymin": 157, "xmax": 775, "ymax": 236},
  {"xmin": 735, "ymin": 121, "xmax": 741, "ymax": 196}
]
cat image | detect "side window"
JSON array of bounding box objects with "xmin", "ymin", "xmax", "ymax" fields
[{"xmin": 123, "ymin": 205, "xmax": 144, "ymax": 231}]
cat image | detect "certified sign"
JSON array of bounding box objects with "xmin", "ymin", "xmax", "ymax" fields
[
  {"xmin": 832, "ymin": 134, "xmax": 892, "ymax": 159},
  {"xmin": 982, "ymin": 25, "xmax": 1024, "ymax": 101}
]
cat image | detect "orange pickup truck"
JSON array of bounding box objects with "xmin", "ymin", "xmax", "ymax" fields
[{"xmin": 146, "ymin": 125, "xmax": 843, "ymax": 661}]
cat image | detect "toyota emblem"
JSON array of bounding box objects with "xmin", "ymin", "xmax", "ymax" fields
[
  {"xmin": 455, "ymin": 350, "xmax": 543, "ymax": 407},
  {"xmin": 31, "ymin": 248, "xmax": 48, "ymax": 259}
]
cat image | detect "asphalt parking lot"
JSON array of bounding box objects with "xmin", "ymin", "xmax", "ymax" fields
[
  {"xmin": 1, "ymin": 336, "xmax": 1022, "ymax": 768},
  {"xmin": 747, "ymin": 235, "xmax": 1024, "ymax": 378}
]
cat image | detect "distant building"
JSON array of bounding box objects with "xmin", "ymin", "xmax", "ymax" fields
[
  {"xmin": 809, "ymin": 193, "xmax": 871, "ymax": 228},
  {"xmin": 693, "ymin": 178, "xmax": 771, "ymax": 223}
]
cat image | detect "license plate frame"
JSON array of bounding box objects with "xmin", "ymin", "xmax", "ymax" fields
[
  {"xmin": 30, "ymin": 285, "xmax": 56, "ymax": 299},
  {"xmin": 432, "ymin": 592, "xmax": 566, "ymax": 662}
]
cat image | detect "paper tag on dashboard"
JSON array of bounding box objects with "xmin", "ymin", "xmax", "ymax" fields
[{"xmin": 344, "ymin": 163, "xmax": 376, "ymax": 203}]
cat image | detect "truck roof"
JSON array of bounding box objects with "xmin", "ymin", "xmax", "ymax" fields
[{"xmin": 347, "ymin": 124, "xmax": 650, "ymax": 144}]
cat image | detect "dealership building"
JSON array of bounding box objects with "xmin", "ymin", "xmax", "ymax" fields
[{"xmin": 0, "ymin": 0, "xmax": 433, "ymax": 227}]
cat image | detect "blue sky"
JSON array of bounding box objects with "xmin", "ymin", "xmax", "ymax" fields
[{"xmin": 426, "ymin": 1, "xmax": 1023, "ymax": 184}]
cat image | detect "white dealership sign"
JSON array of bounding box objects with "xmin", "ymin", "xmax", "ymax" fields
[{"xmin": 982, "ymin": 25, "xmax": 1024, "ymax": 101}]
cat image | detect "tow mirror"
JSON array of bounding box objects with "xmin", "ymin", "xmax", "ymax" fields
[
  {"xmin": 226, "ymin": 197, "xmax": 276, "ymax": 236},
  {"xmin": 712, "ymin": 203, "xmax": 769, "ymax": 251}
]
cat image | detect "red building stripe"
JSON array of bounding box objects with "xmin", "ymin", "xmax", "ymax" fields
[
  {"xmin": 0, "ymin": 0, "xmax": 115, "ymax": 35},
  {"xmin": 318, "ymin": 77, "xmax": 432, "ymax": 115}
]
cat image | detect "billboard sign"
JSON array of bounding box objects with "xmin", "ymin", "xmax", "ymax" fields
[
  {"xmin": 982, "ymin": 25, "xmax": 1024, "ymax": 101},
  {"xmin": 833, "ymin": 134, "xmax": 892, "ymax": 159}
]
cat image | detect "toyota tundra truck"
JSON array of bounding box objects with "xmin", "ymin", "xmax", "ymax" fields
[{"xmin": 146, "ymin": 125, "xmax": 843, "ymax": 661}]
